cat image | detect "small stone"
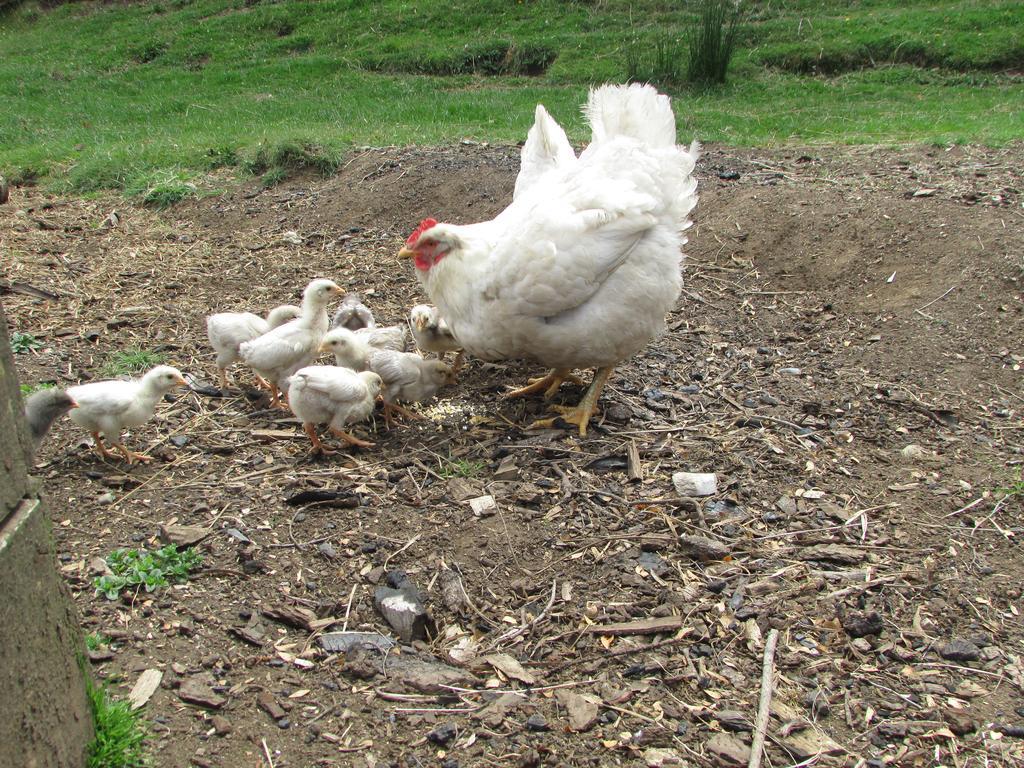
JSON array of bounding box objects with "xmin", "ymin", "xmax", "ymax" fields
[
  {"xmin": 841, "ymin": 610, "xmax": 883, "ymax": 638},
  {"xmin": 940, "ymin": 638, "xmax": 981, "ymax": 662},
  {"xmin": 97, "ymin": 492, "xmax": 115, "ymax": 505},
  {"xmin": 169, "ymin": 435, "xmax": 189, "ymax": 448},
  {"xmin": 469, "ymin": 495, "xmax": 498, "ymax": 517},
  {"xmin": 427, "ymin": 722, "xmax": 457, "ymax": 746},
  {"xmin": 677, "ymin": 534, "xmax": 730, "ymax": 561},
  {"xmin": 525, "ymin": 713, "xmax": 548, "ymax": 732},
  {"xmin": 942, "ymin": 708, "xmax": 975, "ymax": 736},
  {"xmin": 671, "ymin": 471, "xmax": 718, "ymax": 497},
  {"xmin": 803, "ymin": 689, "xmax": 831, "ymax": 718},
  {"xmin": 778, "ymin": 367, "xmax": 802, "ymax": 376},
  {"xmin": 555, "ymin": 690, "xmax": 600, "ymax": 732},
  {"xmin": 210, "ymin": 715, "xmax": 232, "ymax": 736}
]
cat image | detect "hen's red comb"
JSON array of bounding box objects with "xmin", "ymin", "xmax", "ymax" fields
[{"xmin": 406, "ymin": 218, "xmax": 438, "ymax": 246}]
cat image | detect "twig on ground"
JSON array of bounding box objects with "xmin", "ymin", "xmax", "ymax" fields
[{"xmin": 748, "ymin": 628, "xmax": 780, "ymax": 768}]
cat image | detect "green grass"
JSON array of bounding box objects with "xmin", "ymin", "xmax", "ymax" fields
[
  {"xmin": 10, "ymin": 331, "xmax": 43, "ymax": 353},
  {"xmin": 94, "ymin": 545, "xmax": 203, "ymax": 601},
  {"xmin": 437, "ymin": 456, "xmax": 488, "ymax": 479},
  {"xmin": 101, "ymin": 349, "xmax": 166, "ymax": 378},
  {"xmin": 86, "ymin": 681, "xmax": 148, "ymax": 768},
  {"xmin": 20, "ymin": 380, "xmax": 56, "ymax": 396},
  {"xmin": 0, "ymin": 0, "xmax": 1021, "ymax": 198},
  {"xmin": 84, "ymin": 632, "xmax": 108, "ymax": 652}
]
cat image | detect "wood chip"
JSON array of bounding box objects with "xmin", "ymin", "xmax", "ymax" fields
[
  {"xmin": 158, "ymin": 524, "xmax": 212, "ymax": 547},
  {"xmin": 263, "ymin": 604, "xmax": 320, "ymax": 632},
  {"xmin": 482, "ymin": 653, "xmax": 537, "ymax": 685},
  {"xmin": 256, "ymin": 690, "xmax": 287, "ymax": 721},
  {"xmin": 678, "ymin": 534, "xmax": 731, "ymax": 561},
  {"xmin": 584, "ymin": 615, "xmax": 684, "ymax": 636},
  {"xmin": 127, "ymin": 668, "xmax": 163, "ymax": 710}
]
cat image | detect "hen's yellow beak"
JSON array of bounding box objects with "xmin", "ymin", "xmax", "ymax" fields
[{"xmin": 397, "ymin": 246, "xmax": 416, "ymax": 261}]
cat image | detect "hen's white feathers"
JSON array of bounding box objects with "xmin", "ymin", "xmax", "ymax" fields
[
  {"xmin": 409, "ymin": 84, "xmax": 699, "ymax": 371},
  {"xmin": 513, "ymin": 104, "xmax": 576, "ymax": 201}
]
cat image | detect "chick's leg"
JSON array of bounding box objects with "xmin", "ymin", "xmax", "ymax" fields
[
  {"xmin": 217, "ymin": 368, "xmax": 230, "ymax": 390},
  {"xmin": 91, "ymin": 431, "xmax": 115, "ymax": 460},
  {"xmin": 303, "ymin": 423, "xmax": 336, "ymax": 455},
  {"xmin": 505, "ymin": 368, "xmax": 584, "ymax": 400},
  {"xmin": 110, "ymin": 438, "xmax": 153, "ymax": 465},
  {"xmin": 529, "ymin": 366, "xmax": 614, "ymax": 438},
  {"xmin": 328, "ymin": 427, "xmax": 375, "ymax": 449},
  {"xmin": 450, "ymin": 350, "xmax": 465, "ymax": 377},
  {"xmin": 383, "ymin": 401, "xmax": 423, "ymax": 427},
  {"xmin": 268, "ymin": 382, "xmax": 289, "ymax": 410}
]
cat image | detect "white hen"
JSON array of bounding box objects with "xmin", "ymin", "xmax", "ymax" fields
[
  {"xmin": 238, "ymin": 279, "xmax": 343, "ymax": 408},
  {"xmin": 409, "ymin": 304, "xmax": 464, "ymax": 373},
  {"xmin": 398, "ymin": 84, "xmax": 699, "ymax": 436},
  {"xmin": 206, "ymin": 304, "xmax": 301, "ymax": 389},
  {"xmin": 66, "ymin": 365, "xmax": 187, "ymax": 463},
  {"xmin": 367, "ymin": 349, "xmax": 452, "ymax": 426},
  {"xmin": 287, "ymin": 366, "xmax": 382, "ymax": 453}
]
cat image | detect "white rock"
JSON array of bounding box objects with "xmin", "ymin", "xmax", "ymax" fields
[
  {"xmin": 469, "ymin": 495, "xmax": 498, "ymax": 517},
  {"xmin": 672, "ymin": 472, "xmax": 718, "ymax": 497}
]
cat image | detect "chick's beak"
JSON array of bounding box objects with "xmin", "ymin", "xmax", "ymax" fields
[
  {"xmin": 175, "ymin": 376, "xmax": 188, "ymax": 387},
  {"xmin": 397, "ymin": 246, "xmax": 416, "ymax": 261},
  {"xmin": 414, "ymin": 317, "xmax": 428, "ymax": 332},
  {"xmin": 69, "ymin": 399, "xmax": 80, "ymax": 409}
]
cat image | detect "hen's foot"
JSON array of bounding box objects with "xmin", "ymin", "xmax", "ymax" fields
[
  {"xmin": 527, "ymin": 366, "xmax": 614, "ymax": 437},
  {"xmin": 505, "ymin": 368, "xmax": 583, "ymax": 400},
  {"xmin": 329, "ymin": 427, "xmax": 375, "ymax": 449},
  {"xmin": 304, "ymin": 423, "xmax": 337, "ymax": 455}
]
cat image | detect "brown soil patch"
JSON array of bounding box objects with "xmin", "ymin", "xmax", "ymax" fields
[{"xmin": 3, "ymin": 142, "xmax": 1023, "ymax": 767}]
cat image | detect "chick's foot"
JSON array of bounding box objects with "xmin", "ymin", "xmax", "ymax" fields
[{"xmin": 329, "ymin": 427, "xmax": 375, "ymax": 449}]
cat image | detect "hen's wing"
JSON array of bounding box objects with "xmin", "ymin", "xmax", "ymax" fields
[
  {"xmin": 489, "ymin": 160, "xmax": 666, "ymax": 320},
  {"xmin": 513, "ymin": 104, "xmax": 576, "ymax": 201}
]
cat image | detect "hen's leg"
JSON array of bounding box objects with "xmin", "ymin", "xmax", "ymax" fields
[
  {"xmin": 253, "ymin": 374, "xmax": 271, "ymax": 390},
  {"xmin": 91, "ymin": 432, "xmax": 115, "ymax": 460},
  {"xmin": 529, "ymin": 366, "xmax": 614, "ymax": 438},
  {"xmin": 303, "ymin": 423, "xmax": 336, "ymax": 455},
  {"xmin": 329, "ymin": 427, "xmax": 375, "ymax": 449},
  {"xmin": 505, "ymin": 368, "xmax": 583, "ymax": 400}
]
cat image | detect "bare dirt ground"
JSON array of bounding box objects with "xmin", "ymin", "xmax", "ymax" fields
[{"xmin": 3, "ymin": 142, "xmax": 1024, "ymax": 768}]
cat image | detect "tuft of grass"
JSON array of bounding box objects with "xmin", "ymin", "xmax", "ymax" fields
[
  {"xmin": 94, "ymin": 544, "xmax": 203, "ymax": 601},
  {"xmin": 437, "ymin": 456, "xmax": 488, "ymax": 479},
  {"xmin": 124, "ymin": 169, "xmax": 198, "ymax": 208},
  {"xmin": 685, "ymin": 0, "xmax": 745, "ymax": 86},
  {"xmin": 101, "ymin": 349, "xmax": 166, "ymax": 378},
  {"xmin": 626, "ymin": 34, "xmax": 686, "ymax": 88},
  {"xmin": 20, "ymin": 380, "xmax": 56, "ymax": 396},
  {"xmin": 10, "ymin": 330, "xmax": 43, "ymax": 353},
  {"xmin": 86, "ymin": 681, "xmax": 148, "ymax": 768},
  {"xmin": 84, "ymin": 632, "xmax": 108, "ymax": 652},
  {"xmin": 245, "ymin": 139, "xmax": 343, "ymax": 183}
]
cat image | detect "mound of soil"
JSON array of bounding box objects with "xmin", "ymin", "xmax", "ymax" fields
[{"xmin": 3, "ymin": 142, "xmax": 1023, "ymax": 767}]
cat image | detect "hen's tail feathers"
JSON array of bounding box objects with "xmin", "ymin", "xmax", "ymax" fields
[
  {"xmin": 586, "ymin": 83, "xmax": 677, "ymax": 149},
  {"xmin": 514, "ymin": 104, "xmax": 577, "ymax": 200}
]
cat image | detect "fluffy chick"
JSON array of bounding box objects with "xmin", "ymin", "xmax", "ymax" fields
[
  {"xmin": 366, "ymin": 349, "xmax": 452, "ymax": 425},
  {"xmin": 288, "ymin": 366, "xmax": 381, "ymax": 453},
  {"xmin": 320, "ymin": 326, "xmax": 407, "ymax": 372},
  {"xmin": 409, "ymin": 304, "xmax": 464, "ymax": 372},
  {"xmin": 66, "ymin": 365, "xmax": 187, "ymax": 464},
  {"xmin": 206, "ymin": 304, "xmax": 301, "ymax": 389},
  {"xmin": 238, "ymin": 279, "xmax": 343, "ymax": 408},
  {"xmin": 24, "ymin": 388, "xmax": 78, "ymax": 451},
  {"xmin": 330, "ymin": 292, "xmax": 376, "ymax": 332}
]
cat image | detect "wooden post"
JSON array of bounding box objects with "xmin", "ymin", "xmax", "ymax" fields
[{"xmin": 0, "ymin": 301, "xmax": 93, "ymax": 766}]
